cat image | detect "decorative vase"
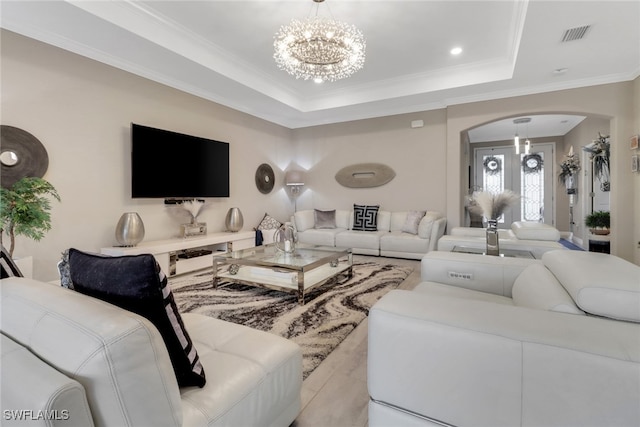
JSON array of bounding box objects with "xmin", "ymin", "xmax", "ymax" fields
[
  {"xmin": 565, "ymin": 173, "xmax": 577, "ymax": 195},
  {"xmin": 274, "ymin": 224, "xmax": 296, "ymax": 253},
  {"xmin": 225, "ymin": 207, "xmax": 243, "ymax": 232},
  {"xmin": 115, "ymin": 212, "xmax": 145, "ymax": 247},
  {"xmin": 485, "ymin": 219, "xmax": 499, "ymax": 256}
]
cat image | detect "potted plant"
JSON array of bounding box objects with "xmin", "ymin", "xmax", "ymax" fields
[
  {"xmin": 0, "ymin": 177, "xmax": 61, "ymax": 257},
  {"xmin": 585, "ymin": 210, "xmax": 610, "ymax": 235}
]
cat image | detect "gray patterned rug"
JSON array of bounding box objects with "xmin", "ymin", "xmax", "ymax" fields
[{"xmin": 170, "ymin": 261, "xmax": 413, "ymax": 379}]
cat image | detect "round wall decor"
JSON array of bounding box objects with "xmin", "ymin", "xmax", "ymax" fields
[
  {"xmin": 255, "ymin": 163, "xmax": 275, "ymax": 194},
  {"xmin": 1, "ymin": 125, "xmax": 49, "ymax": 188}
]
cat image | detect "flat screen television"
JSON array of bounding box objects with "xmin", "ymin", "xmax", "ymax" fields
[{"xmin": 131, "ymin": 123, "xmax": 230, "ymax": 198}]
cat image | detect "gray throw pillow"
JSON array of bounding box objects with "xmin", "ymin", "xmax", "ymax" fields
[
  {"xmin": 314, "ymin": 209, "xmax": 337, "ymax": 229},
  {"xmin": 402, "ymin": 210, "xmax": 426, "ymax": 235}
]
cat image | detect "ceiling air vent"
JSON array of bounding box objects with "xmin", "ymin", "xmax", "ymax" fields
[{"xmin": 561, "ymin": 25, "xmax": 591, "ymax": 42}]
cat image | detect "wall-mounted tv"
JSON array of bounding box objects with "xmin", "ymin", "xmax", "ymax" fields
[{"xmin": 131, "ymin": 123, "xmax": 230, "ymax": 198}]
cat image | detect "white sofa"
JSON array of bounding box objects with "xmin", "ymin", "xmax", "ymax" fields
[
  {"xmin": 1, "ymin": 277, "xmax": 303, "ymax": 427},
  {"xmin": 291, "ymin": 209, "xmax": 447, "ymax": 260},
  {"xmin": 368, "ymin": 250, "xmax": 640, "ymax": 426},
  {"xmin": 437, "ymin": 221, "xmax": 565, "ymax": 258}
]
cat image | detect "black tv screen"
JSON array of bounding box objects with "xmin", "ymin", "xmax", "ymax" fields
[{"xmin": 131, "ymin": 123, "xmax": 230, "ymax": 198}]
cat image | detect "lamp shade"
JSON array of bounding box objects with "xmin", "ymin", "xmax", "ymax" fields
[{"xmin": 285, "ymin": 170, "xmax": 304, "ymax": 186}]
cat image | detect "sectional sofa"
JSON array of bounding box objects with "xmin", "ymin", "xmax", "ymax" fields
[
  {"xmin": 368, "ymin": 250, "xmax": 640, "ymax": 426},
  {"xmin": 290, "ymin": 208, "xmax": 447, "ymax": 260}
]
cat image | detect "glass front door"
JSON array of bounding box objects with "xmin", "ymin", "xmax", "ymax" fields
[{"xmin": 474, "ymin": 143, "xmax": 555, "ymax": 227}]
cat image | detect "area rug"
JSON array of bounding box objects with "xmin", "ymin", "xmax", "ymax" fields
[{"xmin": 170, "ymin": 261, "xmax": 413, "ymax": 379}]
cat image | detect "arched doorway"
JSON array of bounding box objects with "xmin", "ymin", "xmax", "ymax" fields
[{"xmin": 462, "ymin": 113, "xmax": 610, "ymax": 247}]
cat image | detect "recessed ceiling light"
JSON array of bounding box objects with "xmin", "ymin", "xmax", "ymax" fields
[
  {"xmin": 313, "ymin": 77, "xmax": 324, "ymax": 84},
  {"xmin": 450, "ymin": 47, "xmax": 462, "ymax": 55}
]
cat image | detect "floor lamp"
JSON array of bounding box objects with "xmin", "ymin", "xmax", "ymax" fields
[{"xmin": 285, "ymin": 170, "xmax": 304, "ymax": 211}]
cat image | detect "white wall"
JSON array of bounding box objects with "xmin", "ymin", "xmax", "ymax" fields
[{"xmin": 1, "ymin": 31, "xmax": 294, "ymax": 280}]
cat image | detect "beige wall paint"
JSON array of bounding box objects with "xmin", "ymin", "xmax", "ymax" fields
[
  {"xmin": 1, "ymin": 31, "xmax": 294, "ymax": 280},
  {"xmin": 292, "ymin": 110, "xmax": 448, "ymax": 214},
  {"xmin": 2, "ymin": 31, "xmax": 639, "ymax": 281}
]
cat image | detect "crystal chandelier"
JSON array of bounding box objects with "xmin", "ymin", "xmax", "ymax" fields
[{"xmin": 273, "ymin": 0, "xmax": 366, "ymax": 83}]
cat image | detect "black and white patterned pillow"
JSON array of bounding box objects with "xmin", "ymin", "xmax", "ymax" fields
[
  {"xmin": 68, "ymin": 248, "xmax": 206, "ymax": 387},
  {"xmin": 352, "ymin": 204, "xmax": 380, "ymax": 232},
  {"xmin": 57, "ymin": 249, "xmax": 73, "ymax": 289},
  {"xmin": 0, "ymin": 245, "xmax": 23, "ymax": 279},
  {"xmin": 257, "ymin": 213, "xmax": 282, "ymax": 231}
]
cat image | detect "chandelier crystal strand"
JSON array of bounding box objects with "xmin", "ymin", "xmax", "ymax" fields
[{"xmin": 273, "ymin": 2, "xmax": 365, "ymax": 82}]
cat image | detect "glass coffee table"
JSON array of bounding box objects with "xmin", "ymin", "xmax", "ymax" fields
[{"xmin": 213, "ymin": 243, "xmax": 353, "ymax": 304}]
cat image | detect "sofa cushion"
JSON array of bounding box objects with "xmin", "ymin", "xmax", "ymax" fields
[
  {"xmin": 294, "ymin": 210, "xmax": 315, "ymax": 232},
  {"xmin": 512, "ymin": 263, "xmax": 585, "ymax": 315},
  {"xmin": 68, "ymin": 248, "xmax": 206, "ymax": 387},
  {"xmin": 336, "ymin": 230, "xmax": 385, "ymax": 250},
  {"xmin": 402, "ymin": 211, "xmax": 427, "ymax": 235},
  {"xmin": 180, "ymin": 313, "xmax": 302, "ymax": 426},
  {"xmin": 380, "ymin": 231, "xmax": 430, "ymax": 254},
  {"xmin": 543, "ymin": 250, "xmax": 640, "ymax": 322},
  {"xmin": 314, "ymin": 209, "xmax": 336, "ymax": 229},
  {"xmin": 512, "ymin": 221, "xmax": 560, "ymax": 241},
  {"xmin": 352, "ymin": 204, "xmax": 379, "ymax": 231},
  {"xmin": 296, "ymin": 228, "xmax": 345, "ymax": 246}
]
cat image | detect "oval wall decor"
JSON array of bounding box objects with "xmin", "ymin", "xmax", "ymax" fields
[{"xmin": 335, "ymin": 163, "xmax": 396, "ymax": 188}]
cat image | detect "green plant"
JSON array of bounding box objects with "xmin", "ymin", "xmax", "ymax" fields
[
  {"xmin": 585, "ymin": 210, "xmax": 610, "ymax": 229},
  {"xmin": 0, "ymin": 177, "xmax": 61, "ymax": 256}
]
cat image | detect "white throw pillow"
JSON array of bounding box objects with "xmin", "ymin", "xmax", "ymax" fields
[{"xmin": 401, "ymin": 211, "xmax": 426, "ymax": 235}]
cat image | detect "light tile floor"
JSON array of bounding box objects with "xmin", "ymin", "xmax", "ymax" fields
[{"xmin": 292, "ymin": 255, "xmax": 422, "ymax": 427}]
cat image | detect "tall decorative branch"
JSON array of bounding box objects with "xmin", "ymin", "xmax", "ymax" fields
[
  {"xmin": 181, "ymin": 199, "xmax": 205, "ymax": 224},
  {"xmin": 471, "ymin": 190, "xmax": 520, "ymax": 220}
]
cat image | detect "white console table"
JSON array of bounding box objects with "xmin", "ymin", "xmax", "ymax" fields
[{"xmin": 101, "ymin": 230, "xmax": 255, "ymax": 277}]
